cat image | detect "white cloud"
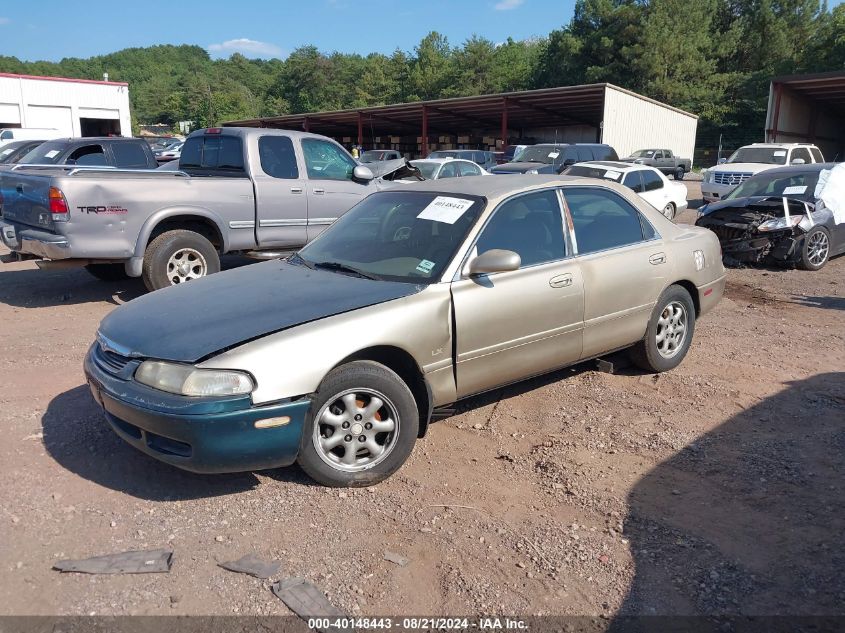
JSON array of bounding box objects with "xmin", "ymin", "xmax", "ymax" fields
[
  {"xmin": 0, "ymin": 17, "xmax": 10, "ymax": 25},
  {"xmin": 494, "ymin": 0, "xmax": 525, "ymax": 9},
  {"xmin": 207, "ymin": 38, "xmax": 282, "ymax": 59}
]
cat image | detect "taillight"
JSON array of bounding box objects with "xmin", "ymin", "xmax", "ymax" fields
[
  {"xmin": 49, "ymin": 187, "xmax": 69, "ymax": 221},
  {"xmin": 205, "ymin": 128, "xmax": 222, "ymax": 134}
]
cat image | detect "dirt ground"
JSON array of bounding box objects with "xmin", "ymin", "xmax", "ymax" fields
[{"xmin": 0, "ymin": 181, "xmax": 843, "ymax": 621}]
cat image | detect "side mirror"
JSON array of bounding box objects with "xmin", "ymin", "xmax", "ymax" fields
[
  {"xmin": 791, "ymin": 158, "xmax": 806, "ymax": 165},
  {"xmin": 467, "ymin": 249, "xmax": 521, "ymax": 276},
  {"xmin": 718, "ymin": 158, "xmax": 727, "ymax": 164},
  {"xmin": 353, "ymin": 165, "xmax": 374, "ymax": 182},
  {"xmin": 563, "ymin": 158, "xmax": 576, "ymax": 166}
]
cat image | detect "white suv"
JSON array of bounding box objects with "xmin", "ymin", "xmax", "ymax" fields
[{"xmin": 702, "ymin": 143, "xmax": 824, "ymax": 202}]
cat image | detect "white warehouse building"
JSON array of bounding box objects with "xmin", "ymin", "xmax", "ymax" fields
[{"xmin": 0, "ymin": 72, "xmax": 132, "ymax": 138}]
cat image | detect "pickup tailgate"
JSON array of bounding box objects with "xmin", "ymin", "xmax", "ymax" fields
[{"xmin": 0, "ymin": 169, "xmax": 61, "ymax": 232}]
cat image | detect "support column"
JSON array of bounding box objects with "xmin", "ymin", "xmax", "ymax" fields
[
  {"xmin": 303, "ymin": 116, "xmax": 310, "ymax": 133},
  {"xmin": 357, "ymin": 111, "xmax": 364, "ymax": 148},
  {"xmin": 421, "ymin": 105, "xmax": 429, "ymax": 158},
  {"xmin": 770, "ymin": 83, "xmax": 782, "ymax": 142},
  {"xmin": 501, "ymin": 98, "xmax": 509, "ymax": 150}
]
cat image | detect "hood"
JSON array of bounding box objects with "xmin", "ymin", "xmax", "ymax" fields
[
  {"xmin": 491, "ymin": 162, "xmax": 556, "ymax": 174},
  {"xmin": 369, "ymin": 158, "xmax": 423, "ymax": 181},
  {"xmin": 710, "ymin": 163, "xmax": 779, "ymax": 174},
  {"xmin": 699, "ymin": 195, "xmax": 811, "ymax": 217},
  {"xmin": 98, "ymin": 260, "xmax": 423, "ymax": 363}
]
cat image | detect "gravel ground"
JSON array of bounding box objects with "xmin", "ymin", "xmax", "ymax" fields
[{"xmin": 0, "ymin": 181, "xmax": 842, "ymax": 619}]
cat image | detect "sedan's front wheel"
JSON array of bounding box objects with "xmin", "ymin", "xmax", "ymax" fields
[
  {"xmin": 298, "ymin": 361, "xmax": 419, "ymax": 487},
  {"xmin": 630, "ymin": 285, "xmax": 696, "ymax": 372}
]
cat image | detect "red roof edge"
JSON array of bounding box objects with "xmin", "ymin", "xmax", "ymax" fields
[{"xmin": 0, "ymin": 72, "xmax": 129, "ymax": 87}]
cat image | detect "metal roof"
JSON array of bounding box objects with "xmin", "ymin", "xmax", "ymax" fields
[
  {"xmin": 0, "ymin": 72, "xmax": 129, "ymax": 87},
  {"xmin": 772, "ymin": 71, "xmax": 845, "ymax": 115},
  {"xmin": 225, "ymin": 83, "xmax": 696, "ymax": 136}
]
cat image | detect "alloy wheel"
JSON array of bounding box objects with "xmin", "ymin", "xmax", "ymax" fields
[
  {"xmin": 166, "ymin": 248, "xmax": 208, "ymax": 284},
  {"xmin": 807, "ymin": 231, "xmax": 829, "ymax": 267},
  {"xmin": 656, "ymin": 300, "xmax": 687, "ymax": 359}
]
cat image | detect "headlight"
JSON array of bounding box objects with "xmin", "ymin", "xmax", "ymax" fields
[
  {"xmin": 757, "ymin": 215, "xmax": 803, "ymax": 232},
  {"xmin": 702, "ymin": 170, "xmax": 711, "ymax": 183},
  {"xmin": 135, "ymin": 360, "xmax": 254, "ymax": 396},
  {"xmin": 525, "ymin": 168, "xmax": 539, "ymax": 175}
]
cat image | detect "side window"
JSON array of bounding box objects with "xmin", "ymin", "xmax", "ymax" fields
[
  {"xmin": 439, "ymin": 162, "xmax": 458, "ymax": 179},
  {"xmin": 564, "ymin": 187, "xmax": 648, "ymax": 255},
  {"xmin": 810, "ymin": 147, "xmax": 824, "ymax": 163},
  {"xmin": 259, "ymin": 135, "xmax": 299, "ymax": 179},
  {"xmin": 457, "ymin": 162, "xmax": 481, "ymax": 177},
  {"xmin": 179, "ymin": 136, "xmax": 245, "ymax": 173},
  {"xmin": 475, "ymin": 190, "xmax": 566, "ymax": 267},
  {"xmin": 664, "ymin": 150, "xmax": 673, "ymax": 158},
  {"xmin": 641, "ymin": 170, "xmax": 663, "ymax": 192},
  {"xmin": 68, "ymin": 145, "xmax": 106, "ymax": 166},
  {"xmin": 623, "ymin": 171, "xmax": 644, "ymax": 193},
  {"xmin": 1, "ymin": 131, "xmax": 12, "ymax": 140},
  {"xmin": 791, "ymin": 147, "xmax": 812, "ymax": 164},
  {"xmin": 111, "ymin": 142, "xmax": 150, "ymax": 169},
  {"xmin": 302, "ymin": 138, "xmax": 356, "ymax": 180}
]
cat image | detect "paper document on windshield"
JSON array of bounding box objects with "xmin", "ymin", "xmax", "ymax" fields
[
  {"xmin": 417, "ymin": 196, "xmax": 475, "ymax": 224},
  {"xmin": 604, "ymin": 170, "xmax": 622, "ymax": 180},
  {"xmin": 816, "ymin": 163, "xmax": 845, "ymax": 224},
  {"xmin": 782, "ymin": 185, "xmax": 807, "ymax": 195}
]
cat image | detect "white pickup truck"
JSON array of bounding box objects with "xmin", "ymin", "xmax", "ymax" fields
[
  {"xmin": 701, "ymin": 143, "xmax": 825, "ymax": 202},
  {"xmin": 0, "ymin": 127, "xmax": 413, "ymax": 290}
]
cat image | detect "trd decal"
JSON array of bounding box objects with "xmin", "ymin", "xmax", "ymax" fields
[{"xmin": 77, "ymin": 205, "xmax": 128, "ymax": 215}]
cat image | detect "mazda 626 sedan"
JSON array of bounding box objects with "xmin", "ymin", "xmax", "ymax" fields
[{"xmin": 85, "ymin": 175, "xmax": 726, "ymax": 487}]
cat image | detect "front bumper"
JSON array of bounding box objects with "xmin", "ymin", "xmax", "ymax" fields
[
  {"xmin": 0, "ymin": 220, "xmax": 70, "ymax": 260},
  {"xmin": 700, "ymin": 182, "xmax": 734, "ymax": 202},
  {"xmin": 84, "ymin": 346, "xmax": 310, "ymax": 474}
]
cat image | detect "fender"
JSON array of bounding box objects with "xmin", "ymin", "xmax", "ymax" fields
[{"xmin": 126, "ymin": 206, "xmax": 231, "ymax": 277}]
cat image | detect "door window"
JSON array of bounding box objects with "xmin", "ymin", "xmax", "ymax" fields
[
  {"xmin": 69, "ymin": 145, "xmax": 106, "ymax": 166},
  {"xmin": 475, "ymin": 190, "xmax": 566, "ymax": 267},
  {"xmin": 111, "ymin": 142, "xmax": 150, "ymax": 168},
  {"xmin": 438, "ymin": 162, "xmax": 459, "ymax": 179},
  {"xmin": 791, "ymin": 147, "xmax": 812, "ymax": 164},
  {"xmin": 810, "ymin": 147, "xmax": 824, "ymax": 163},
  {"xmin": 302, "ymin": 138, "xmax": 357, "ymax": 180},
  {"xmin": 457, "ymin": 161, "xmax": 481, "ymax": 177},
  {"xmin": 564, "ymin": 187, "xmax": 650, "ymax": 255},
  {"xmin": 641, "ymin": 170, "xmax": 663, "ymax": 192},
  {"xmin": 623, "ymin": 171, "xmax": 644, "ymax": 193},
  {"xmin": 259, "ymin": 135, "xmax": 299, "ymax": 179}
]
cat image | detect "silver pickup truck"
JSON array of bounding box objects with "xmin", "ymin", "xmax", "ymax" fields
[
  {"xmin": 0, "ymin": 127, "xmax": 411, "ymax": 290},
  {"xmin": 621, "ymin": 149, "xmax": 692, "ymax": 180}
]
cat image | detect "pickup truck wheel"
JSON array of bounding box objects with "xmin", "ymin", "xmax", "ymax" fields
[
  {"xmin": 84, "ymin": 264, "xmax": 129, "ymax": 282},
  {"xmin": 297, "ymin": 361, "xmax": 419, "ymax": 487},
  {"xmin": 629, "ymin": 285, "xmax": 696, "ymax": 373},
  {"xmin": 674, "ymin": 167, "xmax": 685, "ymax": 180},
  {"xmin": 142, "ymin": 230, "xmax": 220, "ymax": 292}
]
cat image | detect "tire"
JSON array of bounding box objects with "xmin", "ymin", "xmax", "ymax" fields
[
  {"xmin": 297, "ymin": 361, "xmax": 419, "ymax": 487},
  {"xmin": 675, "ymin": 167, "xmax": 685, "ymax": 180},
  {"xmin": 661, "ymin": 202, "xmax": 676, "ymax": 220},
  {"xmin": 84, "ymin": 263, "xmax": 129, "ymax": 282},
  {"xmin": 629, "ymin": 285, "xmax": 696, "ymax": 373},
  {"xmin": 799, "ymin": 226, "xmax": 830, "ymax": 271},
  {"xmin": 141, "ymin": 229, "xmax": 220, "ymax": 292}
]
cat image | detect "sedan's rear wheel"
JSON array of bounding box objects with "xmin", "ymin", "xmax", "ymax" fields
[
  {"xmin": 630, "ymin": 285, "xmax": 696, "ymax": 372},
  {"xmin": 298, "ymin": 361, "xmax": 418, "ymax": 487}
]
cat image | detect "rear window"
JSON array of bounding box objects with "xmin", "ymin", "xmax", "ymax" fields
[
  {"xmin": 810, "ymin": 147, "xmax": 824, "ymax": 163},
  {"xmin": 111, "ymin": 142, "xmax": 151, "ymax": 169},
  {"xmin": 180, "ymin": 134, "xmax": 245, "ymax": 175}
]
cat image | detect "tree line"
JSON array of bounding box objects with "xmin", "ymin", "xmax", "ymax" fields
[{"xmin": 0, "ymin": 0, "xmax": 842, "ymax": 153}]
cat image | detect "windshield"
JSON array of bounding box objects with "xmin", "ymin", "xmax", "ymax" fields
[
  {"xmin": 429, "ymin": 151, "xmax": 459, "ymax": 159},
  {"xmin": 631, "ymin": 150, "xmax": 656, "ymax": 158},
  {"xmin": 725, "ymin": 170, "xmax": 820, "ymax": 201},
  {"xmin": 297, "ymin": 190, "xmax": 484, "ymax": 283},
  {"xmin": 18, "ymin": 141, "xmax": 67, "ymax": 164},
  {"xmin": 728, "ymin": 147, "xmax": 788, "ymax": 165},
  {"xmin": 514, "ymin": 145, "xmax": 562, "ymax": 165},
  {"xmin": 409, "ymin": 161, "xmax": 440, "ymax": 179}
]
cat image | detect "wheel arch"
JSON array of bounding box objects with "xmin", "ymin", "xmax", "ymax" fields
[
  {"xmin": 134, "ymin": 208, "xmax": 229, "ymax": 259},
  {"xmin": 672, "ymin": 279, "xmax": 701, "ymax": 316},
  {"xmin": 335, "ymin": 345, "xmax": 433, "ymax": 438}
]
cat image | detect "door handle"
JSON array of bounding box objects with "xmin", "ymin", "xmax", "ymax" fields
[
  {"xmin": 549, "ymin": 273, "xmax": 573, "ymax": 288},
  {"xmin": 290, "ymin": 187, "xmax": 303, "ymax": 194},
  {"xmin": 313, "ymin": 188, "xmax": 325, "ymax": 195},
  {"xmin": 649, "ymin": 253, "xmax": 667, "ymax": 265}
]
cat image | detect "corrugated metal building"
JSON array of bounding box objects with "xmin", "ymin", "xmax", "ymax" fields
[
  {"xmin": 0, "ymin": 73, "xmax": 132, "ymax": 138},
  {"xmin": 766, "ymin": 71, "xmax": 845, "ymax": 161},
  {"xmin": 226, "ymin": 83, "xmax": 698, "ymax": 163}
]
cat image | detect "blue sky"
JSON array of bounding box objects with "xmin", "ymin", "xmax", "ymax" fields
[{"xmin": 0, "ymin": 0, "xmax": 574, "ymax": 63}]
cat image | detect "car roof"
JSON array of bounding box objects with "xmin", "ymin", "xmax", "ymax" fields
[
  {"xmin": 745, "ymin": 142, "xmax": 818, "ymax": 148},
  {"xmin": 391, "ymin": 174, "xmax": 595, "ymax": 198},
  {"xmin": 744, "ymin": 162, "xmax": 839, "ymax": 176},
  {"xmin": 575, "ymin": 160, "xmax": 640, "ymax": 171}
]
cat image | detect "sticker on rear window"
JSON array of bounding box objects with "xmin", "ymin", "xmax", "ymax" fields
[
  {"xmin": 417, "ymin": 196, "xmax": 474, "ymax": 224},
  {"xmin": 548, "ymin": 151, "xmax": 560, "ymax": 159},
  {"xmin": 45, "ymin": 150, "xmax": 60, "ymax": 158},
  {"xmin": 416, "ymin": 259, "xmax": 436, "ymax": 274},
  {"xmin": 773, "ymin": 150, "xmax": 787, "ymax": 157},
  {"xmin": 604, "ymin": 170, "xmax": 622, "ymax": 180},
  {"xmin": 782, "ymin": 185, "xmax": 807, "ymax": 195}
]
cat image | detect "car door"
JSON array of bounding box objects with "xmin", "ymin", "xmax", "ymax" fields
[
  {"xmin": 451, "ymin": 189, "xmax": 584, "ymax": 398},
  {"xmin": 456, "ymin": 161, "xmax": 482, "ymax": 178},
  {"xmin": 562, "ymin": 186, "xmax": 667, "ymax": 359},
  {"xmin": 622, "ymin": 170, "xmax": 645, "ymax": 196},
  {"xmin": 301, "ymin": 137, "xmax": 374, "ymax": 240},
  {"xmin": 254, "ymin": 134, "xmax": 309, "ymax": 248},
  {"xmin": 640, "ymin": 169, "xmax": 669, "ymax": 210}
]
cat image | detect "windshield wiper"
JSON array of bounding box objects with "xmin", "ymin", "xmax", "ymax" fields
[
  {"xmin": 288, "ymin": 252, "xmax": 314, "ymax": 269},
  {"xmin": 313, "ymin": 261, "xmax": 381, "ymax": 280}
]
